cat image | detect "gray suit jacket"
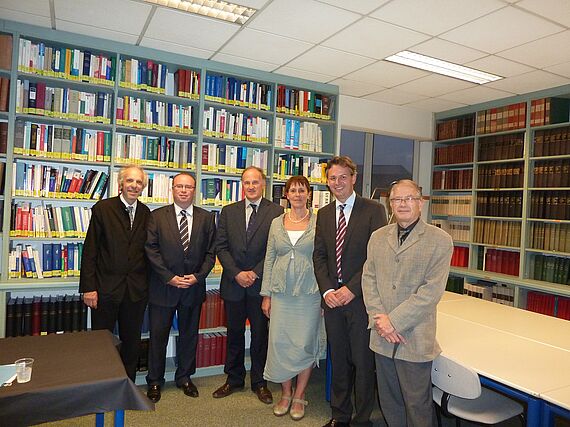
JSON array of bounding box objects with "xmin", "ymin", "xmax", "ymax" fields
[{"xmin": 362, "ymin": 219, "xmax": 453, "ymax": 362}]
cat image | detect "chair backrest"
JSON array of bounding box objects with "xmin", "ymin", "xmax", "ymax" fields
[{"xmin": 432, "ymin": 354, "xmax": 481, "ymax": 399}]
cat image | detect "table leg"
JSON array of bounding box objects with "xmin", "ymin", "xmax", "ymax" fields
[
  {"xmin": 114, "ymin": 410, "xmax": 125, "ymax": 427},
  {"xmin": 95, "ymin": 413, "xmax": 104, "ymax": 427},
  {"xmin": 541, "ymin": 402, "xmax": 570, "ymax": 427}
]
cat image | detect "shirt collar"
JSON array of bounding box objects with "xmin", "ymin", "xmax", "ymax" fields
[
  {"xmin": 174, "ymin": 203, "xmax": 193, "ymax": 217},
  {"xmin": 246, "ymin": 197, "xmax": 262, "ymax": 208},
  {"xmin": 398, "ymin": 218, "xmax": 420, "ymax": 234},
  {"xmin": 336, "ymin": 191, "xmax": 356, "ymax": 209},
  {"xmin": 120, "ymin": 194, "xmax": 137, "ymax": 210}
]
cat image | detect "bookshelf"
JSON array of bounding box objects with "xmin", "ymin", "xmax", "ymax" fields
[
  {"xmin": 0, "ymin": 18, "xmax": 339, "ymax": 364},
  {"xmin": 431, "ymin": 89, "xmax": 570, "ymax": 321}
]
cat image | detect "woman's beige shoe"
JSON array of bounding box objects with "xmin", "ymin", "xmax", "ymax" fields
[
  {"xmin": 290, "ymin": 398, "xmax": 308, "ymax": 421},
  {"xmin": 273, "ymin": 395, "xmax": 292, "ymax": 416}
]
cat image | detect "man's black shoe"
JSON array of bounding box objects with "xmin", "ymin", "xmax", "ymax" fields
[
  {"xmin": 178, "ymin": 381, "xmax": 199, "ymax": 398},
  {"xmin": 147, "ymin": 384, "xmax": 161, "ymax": 403}
]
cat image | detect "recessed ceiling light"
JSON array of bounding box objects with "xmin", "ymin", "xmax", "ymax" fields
[
  {"xmin": 385, "ymin": 51, "xmax": 503, "ymax": 85},
  {"xmin": 144, "ymin": 0, "xmax": 256, "ymax": 25}
]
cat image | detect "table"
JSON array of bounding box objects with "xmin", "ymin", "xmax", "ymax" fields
[{"xmin": 0, "ymin": 330, "xmax": 154, "ymax": 426}]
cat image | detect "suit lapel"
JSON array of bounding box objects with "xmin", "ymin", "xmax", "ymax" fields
[
  {"xmin": 246, "ymin": 198, "xmax": 267, "ymax": 242},
  {"xmin": 188, "ymin": 207, "xmax": 202, "ymax": 247},
  {"xmin": 396, "ymin": 220, "xmax": 426, "ymax": 254},
  {"xmin": 343, "ymin": 196, "xmax": 361, "ymax": 247},
  {"xmin": 167, "ymin": 205, "xmax": 184, "ymax": 252},
  {"xmin": 236, "ymin": 200, "xmax": 247, "ymax": 246},
  {"xmin": 112, "ymin": 197, "xmax": 131, "ymax": 238}
]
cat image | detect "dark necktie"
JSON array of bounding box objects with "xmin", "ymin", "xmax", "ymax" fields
[
  {"xmin": 335, "ymin": 204, "xmax": 347, "ymax": 283},
  {"xmin": 399, "ymin": 228, "xmax": 410, "ymax": 246},
  {"xmin": 246, "ymin": 204, "xmax": 257, "ymax": 241},
  {"xmin": 127, "ymin": 205, "xmax": 134, "ymax": 230},
  {"xmin": 180, "ymin": 210, "xmax": 189, "ymax": 254}
]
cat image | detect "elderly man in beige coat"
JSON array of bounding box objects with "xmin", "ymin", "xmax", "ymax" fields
[{"xmin": 362, "ymin": 179, "xmax": 453, "ymax": 427}]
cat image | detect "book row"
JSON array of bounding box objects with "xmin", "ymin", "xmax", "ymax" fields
[
  {"xmin": 9, "ymin": 242, "xmax": 83, "ymax": 279},
  {"xmin": 5, "ymin": 294, "xmax": 88, "ymax": 338},
  {"xmin": 477, "ymin": 162, "xmax": 524, "ymax": 189},
  {"xmin": 431, "ymin": 219, "xmax": 470, "ymax": 242},
  {"xmin": 114, "ymin": 135, "xmax": 196, "ymax": 169},
  {"xmin": 18, "ymin": 38, "xmax": 115, "ymax": 86},
  {"xmin": 202, "ymin": 107, "xmax": 269, "ymax": 143},
  {"xmin": 473, "ymin": 219, "xmax": 521, "ymax": 247},
  {"xmin": 16, "ymin": 79, "xmax": 112, "ymax": 123},
  {"xmin": 115, "ymin": 96, "xmax": 194, "ymax": 135},
  {"xmin": 13, "ymin": 162, "xmax": 109, "ymax": 200},
  {"xmin": 529, "ymin": 254, "xmax": 570, "ymax": 285},
  {"xmin": 0, "ymin": 76, "xmax": 9, "ymax": 112},
  {"xmin": 10, "ymin": 203, "xmax": 92, "ymax": 238},
  {"xmin": 526, "ymin": 292, "xmax": 570, "ymax": 320},
  {"xmin": 476, "ymin": 102, "xmax": 526, "ymax": 134},
  {"xmin": 0, "ymin": 34, "xmax": 12, "ymax": 69},
  {"xmin": 433, "ymin": 141, "xmax": 473, "ymax": 165},
  {"xmin": 483, "ymin": 248, "xmax": 520, "ymax": 276},
  {"xmin": 432, "ymin": 169, "xmax": 472, "ymax": 190},
  {"xmin": 14, "ymin": 121, "xmax": 111, "ymax": 162},
  {"xmin": 529, "ymin": 191, "xmax": 570, "ymax": 220},
  {"xmin": 475, "ymin": 192, "xmax": 523, "ymax": 218},
  {"xmin": 435, "ymin": 115, "xmax": 474, "ymax": 141},
  {"xmin": 273, "ymin": 154, "xmax": 328, "ymax": 184},
  {"xmin": 205, "ymin": 75, "xmax": 271, "ymax": 111},
  {"xmin": 201, "ymin": 143, "xmax": 268, "ymax": 174},
  {"xmin": 274, "ymin": 118, "xmax": 324, "ymax": 153},
  {"xmin": 431, "ymin": 195, "xmax": 471, "ymax": 217},
  {"xmin": 450, "ymin": 246, "xmax": 469, "ymax": 268},
  {"xmin": 276, "ymin": 85, "xmax": 333, "ymax": 120},
  {"xmin": 445, "ymin": 277, "xmax": 515, "ymax": 307},
  {"xmin": 529, "ymin": 97, "xmax": 570, "ymax": 128},
  {"xmin": 534, "ymin": 126, "xmax": 570, "ymax": 157},
  {"xmin": 119, "ymin": 58, "xmax": 200, "ymax": 99},
  {"xmin": 272, "ymin": 185, "xmax": 331, "ymax": 211},
  {"xmin": 528, "ymin": 222, "xmax": 570, "ymax": 254},
  {"xmin": 533, "ymin": 160, "xmax": 570, "ymax": 188},
  {"xmin": 478, "ymin": 133, "xmax": 524, "ymax": 162},
  {"xmin": 200, "ymin": 178, "xmax": 242, "ymax": 207},
  {"xmin": 0, "ymin": 122, "xmax": 7, "ymax": 153},
  {"xmin": 196, "ymin": 332, "xmax": 227, "ymax": 369}
]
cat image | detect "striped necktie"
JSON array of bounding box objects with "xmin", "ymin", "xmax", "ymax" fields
[
  {"xmin": 127, "ymin": 205, "xmax": 134, "ymax": 230},
  {"xmin": 180, "ymin": 210, "xmax": 189, "ymax": 254},
  {"xmin": 335, "ymin": 204, "xmax": 347, "ymax": 283}
]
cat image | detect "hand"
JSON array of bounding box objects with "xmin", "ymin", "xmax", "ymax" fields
[
  {"xmin": 261, "ymin": 296, "xmax": 271, "ymax": 318},
  {"xmin": 382, "ymin": 331, "xmax": 407, "ymax": 345},
  {"xmin": 323, "ymin": 291, "xmax": 343, "ymax": 309},
  {"xmin": 373, "ymin": 313, "xmax": 399, "ymax": 337},
  {"xmin": 235, "ymin": 271, "xmax": 257, "ymax": 288},
  {"xmin": 83, "ymin": 291, "xmax": 98, "ymax": 309},
  {"xmin": 333, "ymin": 286, "xmax": 355, "ymax": 306},
  {"xmin": 184, "ymin": 274, "xmax": 198, "ymax": 285},
  {"xmin": 168, "ymin": 275, "xmax": 192, "ymax": 288}
]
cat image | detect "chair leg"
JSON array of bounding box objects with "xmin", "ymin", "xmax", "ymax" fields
[
  {"xmin": 518, "ymin": 413, "xmax": 526, "ymax": 427},
  {"xmin": 434, "ymin": 403, "xmax": 442, "ymax": 427},
  {"xmin": 455, "ymin": 418, "xmax": 461, "ymax": 427}
]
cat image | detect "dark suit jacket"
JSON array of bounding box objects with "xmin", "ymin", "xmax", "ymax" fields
[
  {"xmin": 216, "ymin": 198, "xmax": 284, "ymax": 302},
  {"xmin": 79, "ymin": 196, "xmax": 151, "ymax": 303},
  {"xmin": 145, "ymin": 204, "xmax": 216, "ymax": 307},
  {"xmin": 313, "ymin": 195, "xmax": 387, "ymax": 299}
]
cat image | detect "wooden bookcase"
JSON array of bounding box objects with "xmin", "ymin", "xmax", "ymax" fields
[
  {"xmin": 431, "ymin": 88, "xmax": 570, "ymax": 321},
  {"xmin": 0, "ymin": 19, "xmax": 339, "ymax": 380}
]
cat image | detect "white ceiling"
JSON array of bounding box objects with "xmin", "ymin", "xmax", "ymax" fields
[{"xmin": 2, "ymin": 0, "xmax": 570, "ymax": 113}]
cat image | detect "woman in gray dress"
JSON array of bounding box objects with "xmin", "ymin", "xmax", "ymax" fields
[{"xmin": 261, "ymin": 175, "xmax": 323, "ymax": 421}]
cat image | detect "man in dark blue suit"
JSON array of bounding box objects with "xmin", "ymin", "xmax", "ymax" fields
[
  {"xmin": 145, "ymin": 172, "xmax": 216, "ymax": 403},
  {"xmin": 212, "ymin": 166, "xmax": 284, "ymax": 404}
]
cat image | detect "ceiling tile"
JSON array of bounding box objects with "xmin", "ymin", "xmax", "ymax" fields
[
  {"xmin": 285, "ymin": 46, "xmax": 375, "ymax": 77},
  {"xmin": 54, "ymin": 0, "xmax": 151, "ymax": 35},
  {"xmin": 329, "ymin": 78, "xmax": 386, "ymax": 97},
  {"xmin": 274, "ymin": 66, "xmax": 337, "ymax": 83},
  {"xmin": 145, "ymin": 7, "xmax": 238, "ymax": 51},
  {"xmin": 364, "ymin": 88, "xmax": 428, "ymax": 105},
  {"xmin": 439, "ymin": 85, "xmax": 514, "ymax": 104},
  {"xmin": 394, "ymin": 74, "xmax": 476, "ymax": 97},
  {"xmin": 465, "ymin": 55, "xmax": 535, "ymax": 77},
  {"xmin": 371, "ymin": 0, "xmax": 505, "ymax": 36},
  {"xmin": 211, "ymin": 53, "xmax": 278, "ymax": 72},
  {"xmin": 322, "ymin": 17, "xmax": 430, "ymax": 60},
  {"xmin": 56, "ymin": 21, "xmax": 139, "ymax": 44},
  {"xmin": 440, "ymin": 6, "xmax": 564, "ymax": 53},
  {"xmin": 411, "ymin": 38, "xmax": 488, "ymax": 64},
  {"xmin": 486, "ymin": 70, "xmax": 570, "ymax": 93},
  {"xmin": 0, "ymin": 8, "xmax": 51, "ymax": 28},
  {"xmin": 140, "ymin": 37, "xmax": 214, "ymax": 60},
  {"xmin": 405, "ymin": 97, "xmax": 468, "ymax": 112},
  {"xmin": 498, "ymin": 30, "xmax": 570, "ymax": 68},
  {"xmin": 220, "ymin": 28, "xmax": 313, "ymax": 65},
  {"xmin": 237, "ymin": 0, "xmax": 271, "ymax": 8},
  {"xmin": 517, "ymin": 0, "xmax": 570, "ymax": 27},
  {"xmin": 316, "ymin": 0, "xmax": 390, "ymax": 15},
  {"xmin": 544, "ymin": 61, "xmax": 570, "ymax": 79},
  {"xmin": 343, "ymin": 60, "xmax": 429, "ymax": 87},
  {"xmin": 0, "ymin": 0, "xmax": 50, "ymax": 16},
  {"xmin": 247, "ymin": 0, "xmax": 360, "ymax": 44}
]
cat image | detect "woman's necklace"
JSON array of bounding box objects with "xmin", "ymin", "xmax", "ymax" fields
[{"xmin": 288, "ymin": 209, "xmax": 309, "ymax": 223}]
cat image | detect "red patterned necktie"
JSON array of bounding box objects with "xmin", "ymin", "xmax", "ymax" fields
[{"xmin": 335, "ymin": 204, "xmax": 346, "ymax": 283}]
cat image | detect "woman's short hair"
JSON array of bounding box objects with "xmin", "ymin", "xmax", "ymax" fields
[{"xmin": 285, "ymin": 175, "xmax": 311, "ymax": 194}]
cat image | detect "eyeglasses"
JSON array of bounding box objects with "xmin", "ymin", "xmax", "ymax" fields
[
  {"xmin": 390, "ymin": 196, "xmax": 421, "ymax": 204},
  {"xmin": 173, "ymin": 184, "xmax": 195, "ymax": 190},
  {"xmin": 327, "ymin": 174, "xmax": 351, "ymax": 183}
]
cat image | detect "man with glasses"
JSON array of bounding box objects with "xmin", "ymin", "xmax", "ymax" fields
[
  {"xmin": 362, "ymin": 179, "xmax": 453, "ymax": 426},
  {"xmin": 313, "ymin": 156, "xmax": 387, "ymax": 427},
  {"xmin": 145, "ymin": 172, "xmax": 216, "ymax": 402}
]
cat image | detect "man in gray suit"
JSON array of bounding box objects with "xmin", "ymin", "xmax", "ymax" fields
[{"xmin": 362, "ymin": 179, "xmax": 453, "ymax": 427}]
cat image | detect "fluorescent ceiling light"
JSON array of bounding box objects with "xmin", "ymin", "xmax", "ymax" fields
[
  {"xmin": 385, "ymin": 51, "xmax": 502, "ymax": 85},
  {"xmin": 144, "ymin": 0, "xmax": 256, "ymax": 25}
]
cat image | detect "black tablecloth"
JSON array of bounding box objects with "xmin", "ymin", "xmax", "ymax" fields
[{"xmin": 0, "ymin": 330, "xmax": 154, "ymax": 426}]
